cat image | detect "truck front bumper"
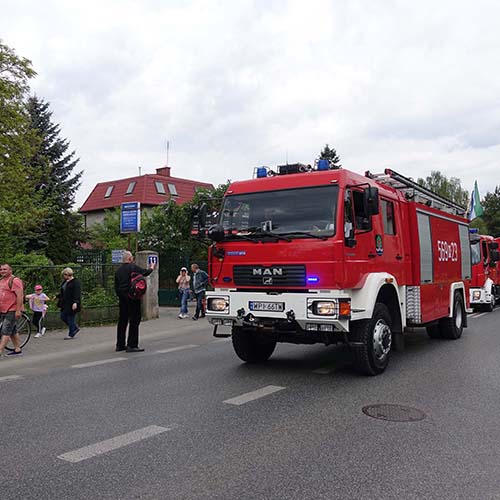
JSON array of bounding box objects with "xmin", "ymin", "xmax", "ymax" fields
[{"xmin": 205, "ymin": 290, "xmax": 350, "ymax": 333}]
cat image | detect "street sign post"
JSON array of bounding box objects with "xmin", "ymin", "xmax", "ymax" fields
[{"xmin": 120, "ymin": 202, "xmax": 141, "ymax": 233}]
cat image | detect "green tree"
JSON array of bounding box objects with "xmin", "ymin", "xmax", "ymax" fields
[
  {"xmin": 0, "ymin": 40, "xmax": 46, "ymax": 257},
  {"xmin": 318, "ymin": 144, "xmax": 341, "ymax": 169},
  {"xmin": 87, "ymin": 210, "xmax": 130, "ymax": 250},
  {"xmin": 26, "ymin": 95, "xmax": 83, "ymax": 261},
  {"xmin": 417, "ymin": 171, "xmax": 469, "ymax": 207},
  {"xmin": 481, "ymin": 187, "xmax": 500, "ymax": 236}
]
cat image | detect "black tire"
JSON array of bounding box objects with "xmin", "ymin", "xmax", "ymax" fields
[
  {"xmin": 232, "ymin": 326, "xmax": 276, "ymax": 363},
  {"xmin": 350, "ymin": 303, "xmax": 392, "ymax": 376},
  {"xmin": 426, "ymin": 325, "xmax": 441, "ymax": 339},
  {"xmin": 4, "ymin": 313, "xmax": 32, "ymax": 351},
  {"xmin": 439, "ymin": 292, "xmax": 464, "ymax": 340}
]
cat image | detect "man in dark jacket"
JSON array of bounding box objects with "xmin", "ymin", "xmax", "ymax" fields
[{"xmin": 114, "ymin": 251, "xmax": 155, "ymax": 352}]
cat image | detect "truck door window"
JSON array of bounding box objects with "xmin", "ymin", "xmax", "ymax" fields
[
  {"xmin": 470, "ymin": 241, "xmax": 481, "ymax": 265},
  {"xmin": 482, "ymin": 241, "xmax": 489, "ymax": 264},
  {"xmin": 352, "ymin": 190, "xmax": 371, "ymax": 231},
  {"xmin": 381, "ymin": 199, "xmax": 396, "ymax": 235}
]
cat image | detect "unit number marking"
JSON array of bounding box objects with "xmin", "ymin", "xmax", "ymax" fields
[{"xmin": 437, "ymin": 240, "xmax": 458, "ymax": 262}]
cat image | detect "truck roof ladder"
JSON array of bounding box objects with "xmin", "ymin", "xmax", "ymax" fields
[{"xmin": 365, "ymin": 168, "xmax": 467, "ymax": 217}]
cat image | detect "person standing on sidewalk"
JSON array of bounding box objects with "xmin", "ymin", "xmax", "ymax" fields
[
  {"xmin": 114, "ymin": 251, "xmax": 156, "ymax": 352},
  {"xmin": 190, "ymin": 263, "xmax": 208, "ymax": 320},
  {"xmin": 0, "ymin": 263, "xmax": 24, "ymax": 356},
  {"xmin": 176, "ymin": 267, "xmax": 191, "ymax": 319},
  {"xmin": 58, "ymin": 268, "xmax": 81, "ymax": 339}
]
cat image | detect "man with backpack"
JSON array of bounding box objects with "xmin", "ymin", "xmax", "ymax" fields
[
  {"xmin": 0, "ymin": 263, "xmax": 24, "ymax": 356},
  {"xmin": 114, "ymin": 251, "xmax": 156, "ymax": 352}
]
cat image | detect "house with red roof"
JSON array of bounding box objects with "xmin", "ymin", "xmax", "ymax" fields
[{"xmin": 79, "ymin": 166, "xmax": 213, "ymax": 228}]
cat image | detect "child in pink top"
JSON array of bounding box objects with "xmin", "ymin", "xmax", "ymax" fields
[{"xmin": 26, "ymin": 284, "xmax": 50, "ymax": 337}]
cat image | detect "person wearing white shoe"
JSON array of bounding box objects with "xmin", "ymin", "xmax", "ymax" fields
[
  {"xmin": 176, "ymin": 267, "xmax": 191, "ymax": 319},
  {"xmin": 26, "ymin": 284, "xmax": 50, "ymax": 338}
]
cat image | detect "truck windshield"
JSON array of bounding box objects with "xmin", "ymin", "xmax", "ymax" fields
[{"xmin": 220, "ymin": 185, "xmax": 338, "ymax": 239}]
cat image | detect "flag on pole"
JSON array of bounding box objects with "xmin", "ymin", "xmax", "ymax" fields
[{"xmin": 467, "ymin": 180, "xmax": 484, "ymax": 221}]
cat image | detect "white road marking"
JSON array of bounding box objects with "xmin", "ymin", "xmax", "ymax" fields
[
  {"xmin": 313, "ymin": 367, "xmax": 334, "ymax": 375},
  {"xmin": 469, "ymin": 313, "xmax": 479, "ymax": 318},
  {"xmin": 473, "ymin": 312, "xmax": 487, "ymax": 319},
  {"xmin": 211, "ymin": 338, "xmax": 231, "ymax": 343},
  {"xmin": 223, "ymin": 385, "xmax": 286, "ymax": 406},
  {"xmin": 71, "ymin": 358, "xmax": 127, "ymax": 369},
  {"xmin": 0, "ymin": 375, "xmax": 22, "ymax": 382},
  {"xmin": 156, "ymin": 344, "xmax": 199, "ymax": 354},
  {"xmin": 57, "ymin": 425, "xmax": 173, "ymax": 463}
]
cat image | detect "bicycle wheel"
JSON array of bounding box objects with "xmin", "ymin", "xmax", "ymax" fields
[{"xmin": 5, "ymin": 313, "xmax": 32, "ymax": 351}]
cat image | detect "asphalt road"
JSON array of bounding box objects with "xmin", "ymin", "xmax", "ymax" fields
[{"xmin": 1, "ymin": 308, "xmax": 500, "ymax": 500}]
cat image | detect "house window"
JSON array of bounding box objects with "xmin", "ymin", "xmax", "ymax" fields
[
  {"xmin": 126, "ymin": 181, "xmax": 136, "ymax": 194},
  {"xmin": 168, "ymin": 183, "xmax": 178, "ymax": 196},
  {"xmin": 155, "ymin": 181, "xmax": 166, "ymax": 194},
  {"xmin": 104, "ymin": 185, "xmax": 114, "ymax": 198}
]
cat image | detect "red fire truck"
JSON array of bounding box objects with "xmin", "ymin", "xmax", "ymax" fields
[
  {"xmin": 198, "ymin": 163, "xmax": 472, "ymax": 375},
  {"xmin": 469, "ymin": 231, "xmax": 500, "ymax": 311}
]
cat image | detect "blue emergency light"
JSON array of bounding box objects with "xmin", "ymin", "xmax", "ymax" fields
[
  {"xmin": 469, "ymin": 228, "xmax": 479, "ymax": 233},
  {"xmin": 307, "ymin": 276, "xmax": 319, "ymax": 283},
  {"xmin": 256, "ymin": 167, "xmax": 268, "ymax": 178},
  {"xmin": 317, "ymin": 159, "xmax": 329, "ymax": 170}
]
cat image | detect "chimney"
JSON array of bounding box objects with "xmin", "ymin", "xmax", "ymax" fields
[{"xmin": 156, "ymin": 166, "xmax": 171, "ymax": 177}]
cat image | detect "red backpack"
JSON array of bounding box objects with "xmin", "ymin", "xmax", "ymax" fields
[{"xmin": 128, "ymin": 272, "xmax": 147, "ymax": 300}]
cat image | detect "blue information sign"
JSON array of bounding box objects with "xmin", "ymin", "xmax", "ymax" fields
[
  {"xmin": 120, "ymin": 202, "xmax": 141, "ymax": 233},
  {"xmin": 148, "ymin": 255, "xmax": 158, "ymax": 266}
]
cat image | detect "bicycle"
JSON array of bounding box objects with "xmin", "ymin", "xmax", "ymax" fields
[{"xmin": 0, "ymin": 312, "xmax": 32, "ymax": 351}]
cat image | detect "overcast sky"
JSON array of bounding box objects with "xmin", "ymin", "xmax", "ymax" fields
[{"xmin": 2, "ymin": 0, "xmax": 499, "ymax": 208}]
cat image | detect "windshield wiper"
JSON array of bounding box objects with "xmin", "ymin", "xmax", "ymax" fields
[
  {"xmin": 279, "ymin": 231, "xmax": 328, "ymax": 241},
  {"xmin": 250, "ymin": 230, "xmax": 291, "ymax": 242},
  {"xmin": 226, "ymin": 233, "xmax": 259, "ymax": 243}
]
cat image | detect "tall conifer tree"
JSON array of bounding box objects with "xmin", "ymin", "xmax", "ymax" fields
[{"xmin": 27, "ymin": 96, "xmax": 83, "ymax": 261}]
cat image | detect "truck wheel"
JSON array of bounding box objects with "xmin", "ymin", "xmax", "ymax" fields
[
  {"xmin": 426, "ymin": 325, "xmax": 441, "ymax": 339},
  {"xmin": 232, "ymin": 326, "xmax": 276, "ymax": 363},
  {"xmin": 439, "ymin": 292, "xmax": 464, "ymax": 340},
  {"xmin": 350, "ymin": 303, "xmax": 392, "ymax": 376}
]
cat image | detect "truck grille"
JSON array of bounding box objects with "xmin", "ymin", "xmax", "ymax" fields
[{"xmin": 233, "ymin": 265, "xmax": 306, "ymax": 287}]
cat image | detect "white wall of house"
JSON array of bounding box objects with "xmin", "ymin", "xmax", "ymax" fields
[{"xmin": 84, "ymin": 206, "xmax": 155, "ymax": 229}]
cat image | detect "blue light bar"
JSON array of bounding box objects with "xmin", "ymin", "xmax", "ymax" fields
[
  {"xmin": 307, "ymin": 276, "xmax": 319, "ymax": 283},
  {"xmin": 469, "ymin": 228, "xmax": 479, "ymax": 233},
  {"xmin": 256, "ymin": 167, "xmax": 268, "ymax": 178},
  {"xmin": 317, "ymin": 159, "xmax": 329, "ymax": 171}
]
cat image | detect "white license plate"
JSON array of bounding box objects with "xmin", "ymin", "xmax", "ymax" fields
[{"xmin": 249, "ymin": 301, "xmax": 285, "ymax": 312}]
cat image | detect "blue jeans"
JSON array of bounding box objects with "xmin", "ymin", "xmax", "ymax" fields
[
  {"xmin": 179, "ymin": 289, "xmax": 190, "ymax": 314},
  {"xmin": 194, "ymin": 291, "xmax": 206, "ymax": 318},
  {"xmin": 60, "ymin": 311, "xmax": 79, "ymax": 336}
]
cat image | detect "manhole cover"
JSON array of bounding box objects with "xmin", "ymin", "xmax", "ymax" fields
[{"xmin": 362, "ymin": 404, "xmax": 426, "ymax": 422}]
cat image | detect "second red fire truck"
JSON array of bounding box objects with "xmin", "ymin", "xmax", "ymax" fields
[
  {"xmin": 198, "ymin": 163, "xmax": 472, "ymax": 375},
  {"xmin": 469, "ymin": 231, "xmax": 500, "ymax": 311}
]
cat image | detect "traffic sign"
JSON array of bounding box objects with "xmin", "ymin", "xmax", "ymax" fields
[{"xmin": 148, "ymin": 255, "xmax": 158, "ymax": 265}]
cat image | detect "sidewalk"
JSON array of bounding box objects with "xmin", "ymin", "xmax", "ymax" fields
[{"xmin": 0, "ymin": 307, "xmax": 210, "ymax": 369}]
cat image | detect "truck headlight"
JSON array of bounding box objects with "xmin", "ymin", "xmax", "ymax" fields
[
  {"xmin": 313, "ymin": 301, "xmax": 337, "ymax": 316},
  {"xmin": 207, "ymin": 296, "xmax": 229, "ymax": 313},
  {"xmin": 472, "ymin": 290, "xmax": 481, "ymax": 301}
]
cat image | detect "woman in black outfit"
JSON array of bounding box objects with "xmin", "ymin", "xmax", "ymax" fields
[{"xmin": 58, "ymin": 267, "xmax": 81, "ymax": 339}]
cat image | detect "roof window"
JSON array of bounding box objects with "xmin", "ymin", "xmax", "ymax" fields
[
  {"xmin": 155, "ymin": 181, "xmax": 166, "ymax": 194},
  {"xmin": 104, "ymin": 185, "xmax": 114, "ymax": 198},
  {"xmin": 126, "ymin": 181, "xmax": 136, "ymax": 194},
  {"xmin": 168, "ymin": 183, "xmax": 178, "ymax": 196}
]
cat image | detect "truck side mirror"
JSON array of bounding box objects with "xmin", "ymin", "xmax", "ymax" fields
[
  {"xmin": 208, "ymin": 224, "xmax": 225, "ymax": 242},
  {"xmin": 198, "ymin": 203, "xmax": 207, "ymax": 229},
  {"xmin": 363, "ymin": 186, "xmax": 379, "ymax": 216}
]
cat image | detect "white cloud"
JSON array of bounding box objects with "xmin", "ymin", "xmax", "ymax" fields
[{"xmin": 1, "ymin": 0, "xmax": 499, "ymax": 207}]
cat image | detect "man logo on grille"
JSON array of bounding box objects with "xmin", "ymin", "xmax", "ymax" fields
[{"xmin": 252, "ymin": 267, "xmax": 283, "ymax": 276}]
